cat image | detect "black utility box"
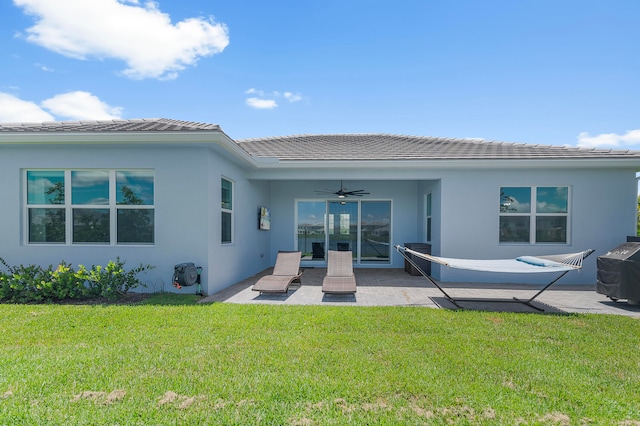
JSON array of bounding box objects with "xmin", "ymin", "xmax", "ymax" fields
[
  {"xmin": 596, "ymin": 242, "xmax": 640, "ymax": 303},
  {"xmin": 404, "ymin": 243, "xmax": 431, "ymax": 276}
]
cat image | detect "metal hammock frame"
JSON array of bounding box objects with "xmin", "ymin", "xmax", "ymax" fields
[{"xmin": 395, "ymin": 245, "xmax": 595, "ymax": 311}]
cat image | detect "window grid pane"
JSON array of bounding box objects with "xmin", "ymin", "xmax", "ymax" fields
[
  {"xmin": 536, "ymin": 216, "xmax": 567, "ymax": 243},
  {"xmin": 73, "ymin": 208, "xmax": 110, "ymax": 243},
  {"xmin": 117, "ymin": 171, "xmax": 154, "ymax": 205},
  {"xmin": 28, "ymin": 208, "xmax": 66, "ymax": 243},
  {"xmin": 27, "ymin": 171, "xmax": 65, "ymax": 205},
  {"xmin": 72, "ymin": 170, "xmax": 109, "ymax": 205},
  {"xmin": 536, "ymin": 187, "xmax": 568, "ymax": 213},
  {"xmin": 221, "ymin": 211, "xmax": 232, "ymax": 244},
  {"xmin": 500, "ymin": 187, "xmax": 531, "ymax": 213},
  {"xmin": 221, "ymin": 178, "xmax": 232, "ymax": 210},
  {"xmin": 499, "ymin": 216, "xmax": 530, "ymax": 243},
  {"xmin": 117, "ymin": 209, "xmax": 154, "ymax": 243}
]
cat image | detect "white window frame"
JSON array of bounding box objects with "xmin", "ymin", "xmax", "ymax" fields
[
  {"xmin": 424, "ymin": 193, "xmax": 432, "ymax": 243},
  {"xmin": 499, "ymin": 185, "xmax": 571, "ymax": 245},
  {"xmin": 294, "ymin": 198, "xmax": 392, "ymax": 265},
  {"xmin": 23, "ymin": 169, "xmax": 155, "ymax": 246},
  {"xmin": 221, "ymin": 177, "xmax": 234, "ymax": 245}
]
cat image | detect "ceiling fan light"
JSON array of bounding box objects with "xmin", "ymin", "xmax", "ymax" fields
[{"xmin": 338, "ymin": 194, "xmax": 345, "ymax": 198}]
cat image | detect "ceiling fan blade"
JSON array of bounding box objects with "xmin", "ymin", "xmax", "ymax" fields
[{"xmin": 314, "ymin": 181, "xmax": 369, "ymax": 198}]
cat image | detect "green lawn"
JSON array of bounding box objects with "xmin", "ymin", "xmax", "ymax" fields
[{"xmin": 1, "ymin": 295, "xmax": 639, "ymax": 425}]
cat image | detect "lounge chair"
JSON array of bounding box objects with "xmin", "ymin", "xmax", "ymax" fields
[
  {"xmin": 322, "ymin": 250, "xmax": 357, "ymax": 294},
  {"xmin": 252, "ymin": 251, "xmax": 303, "ymax": 293}
]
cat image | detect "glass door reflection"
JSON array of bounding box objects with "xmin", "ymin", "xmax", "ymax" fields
[{"xmin": 328, "ymin": 201, "xmax": 358, "ymax": 260}]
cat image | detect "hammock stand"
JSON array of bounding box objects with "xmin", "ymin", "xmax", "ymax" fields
[{"xmin": 394, "ymin": 245, "xmax": 594, "ymax": 311}]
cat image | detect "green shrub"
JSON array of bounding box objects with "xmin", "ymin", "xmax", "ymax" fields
[
  {"xmin": 0, "ymin": 259, "xmax": 56, "ymax": 303},
  {"xmin": 0, "ymin": 257, "xmax": 154, "ymax": 303},
  {"xmin": 77, "ymin": 258, "xmax": 154, "ymax": 300}
]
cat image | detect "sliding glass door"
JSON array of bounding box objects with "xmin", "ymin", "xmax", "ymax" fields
[
  {"xmin": 296, "ymin": 200, "xmax": 391, "ymax": 264},
  {"xmin": 328, "ymin": 201, "xmax": 358, "ymax": 259},
  {"xmin": 297, "ymin": 201, "xmax": 326, "ymax": 260},
  {"xmin": 360, "ymin": 201, "xmax": 391, "ymax": 263}
]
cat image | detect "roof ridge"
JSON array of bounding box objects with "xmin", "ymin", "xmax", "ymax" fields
[
  {"xmin": 0, "ymin": 118, "xmax": 221, "ymax": 132},
  {"xmin": 236, "ymin": 133, "xmax": 640, "ymax": 160},
  {"xmin": 237, "ymin": 133, "xmax": 501, "ymax": 144}
]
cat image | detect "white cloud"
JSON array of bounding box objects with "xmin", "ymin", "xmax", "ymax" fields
[
  {"xmin": 245, "ymin": 88, "xmax": 264, "ymax": 96},
  {"xmin": 0, "ymin": 93, "xmax": 54, "ymax": 122},
  {"xmin": 14, "ymin": 0, "xmax": 229, "ymax": 80},
  {"xmin": 246, "ymin": 97, "xmax": 277, "ymax": 110},
  {"xmin": 0, "ymin": 91, "xmax": 122, "ymax": 122},
  {"xmin": 245, "ymin": 88, "xmax": 304, "ymax": 110},
  {"xmin": 577, "ymin": 129, "xmax": 640, "ymax": 148},
  {"xmin": 36, "ymin": 63, "xmax": 54, "ymax": 72},
  {"xmin": 41, "ymin": 91, "xmax": 123, "ymax": 120},
  {"xmin": 284, "ymin": 92, "xmax": 302, "ymax": 103}
]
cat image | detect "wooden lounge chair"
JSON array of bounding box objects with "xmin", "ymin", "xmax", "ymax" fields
[
  {"xmin": 252, "ymin": 251, "xmax": 303, "ymax": 293},
  {"xmin": 322, "ymin": 250, "xmax": 357, "ymax": 294}
]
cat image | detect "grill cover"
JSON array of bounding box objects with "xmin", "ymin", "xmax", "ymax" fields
[
  {"xmin": 596, "ymin": 242, "xmax": 640, "ymax": 300},
  {"xmin": 404, "ymin": 243, "xmax": 432, "ymax": 276}
]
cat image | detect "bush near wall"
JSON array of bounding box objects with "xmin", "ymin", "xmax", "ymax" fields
[{"xmin": 0, "ymin": 257, "xmax": 154, "ymax": 303}]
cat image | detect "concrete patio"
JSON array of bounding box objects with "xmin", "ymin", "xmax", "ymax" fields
[{"xmin": 199, "ymin": 268, "xmax": 640, "ymax": 317}]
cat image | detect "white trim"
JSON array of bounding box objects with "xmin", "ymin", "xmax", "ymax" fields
[
  {"xmin": 221, "ymin": 176, "xmax": 234, "ymax": 245},
  {"xmin": 23, "ymin": 168, "xmax": 155, "ymax": 246},
  {"xmin": 499, "ymin": 185, "xmax": 571, "ymax": 245}
]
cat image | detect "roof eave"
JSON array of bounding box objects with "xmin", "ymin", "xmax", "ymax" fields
[
  {"xmin": 250, "ymin": 157, "xmax": 640, "ymax": 170},
  {"xmin": 0, "ymin": 131, "xmax": 261, "ymax": 167}
]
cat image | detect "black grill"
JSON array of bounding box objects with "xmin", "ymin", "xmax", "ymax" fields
[{"xmin": 596, "ymin": 242, "xmax": 640, "ymax": 303}]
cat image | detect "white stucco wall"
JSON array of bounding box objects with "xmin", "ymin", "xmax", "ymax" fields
[
  {"xmin": 2, "ymin": 140, "xmax": 638, "ymax": 294},
  {"xmin": 205, "ymin": 154, "xmax": 271, "ymax": 294},
  {"xmin": 0, "ymin": 144, "xmax": 272, "ymax": 296},
  {"xmin": 435, "ymin": 167, "xmax": 638, "ymax": 285}
]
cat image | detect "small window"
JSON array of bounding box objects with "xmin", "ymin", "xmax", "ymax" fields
[
  {"xmin": 425, "ymin": 193, "xmax": 432, "ymax": 242},
  {"xmin": 499, "ymin": 186, "xmax": 569, "ymax": 244},
  {"xmin": 221, "ymin": 178, "xmax": 233, "ymax": 244}
]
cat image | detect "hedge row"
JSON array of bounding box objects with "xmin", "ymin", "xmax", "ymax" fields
[{"xmin": 0, "ymin": 257, "xmax": 154, "ymax": 303}]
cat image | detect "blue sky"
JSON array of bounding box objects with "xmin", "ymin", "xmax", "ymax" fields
[{"xmin": 0, "ymin": 0, "xmax": 638, "ymax": 147}]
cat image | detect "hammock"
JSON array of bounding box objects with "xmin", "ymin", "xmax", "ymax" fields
[
  {"xmin": 394, "ymin": 245, "xmax": 595, "ymax": 311},
  {"xmin": 401, "ymin": 247, "xmax": 590, "ymax": 273}
]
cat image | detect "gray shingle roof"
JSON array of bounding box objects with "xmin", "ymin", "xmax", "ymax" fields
[
  {"xmin": 237, "ymin": 133, "xmax": 640, "ymax": 160},
  {"xmin": 0, "ymin": 118, "xmax": 220, "ymax": 133},
  {"xmin": 1, "ymin": 118, "xmax": 639, "ymax": 161}
]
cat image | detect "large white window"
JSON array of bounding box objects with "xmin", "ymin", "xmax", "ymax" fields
[
  {"xmin": 221, "ymin": 177, "xmax": 233, "ymax": 244},
  {"xmin": 499, "ymin": 186, "xmax": 569, "ymax": 244},
  {"xmin": 25, "ymin": 170, "xmax": 154, "ymax": 245}
]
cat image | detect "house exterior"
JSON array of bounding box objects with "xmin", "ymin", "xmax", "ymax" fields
[{"xmin": 1, "ymin": 118, "xmax": 639, "ymax": 294}]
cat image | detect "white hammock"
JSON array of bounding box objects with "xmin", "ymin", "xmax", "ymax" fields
[
  {"xmin": 399, "ymin": 246, "xmax": 591, "ymax": 274},
  {"xmin": 394, "ymin": 245, "xmax": 595, "ymax": 310}
]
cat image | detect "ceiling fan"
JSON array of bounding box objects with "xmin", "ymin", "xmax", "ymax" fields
[{"xmin": 315, "ymin": 180, "xmax": 370, "ymax": 198}]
